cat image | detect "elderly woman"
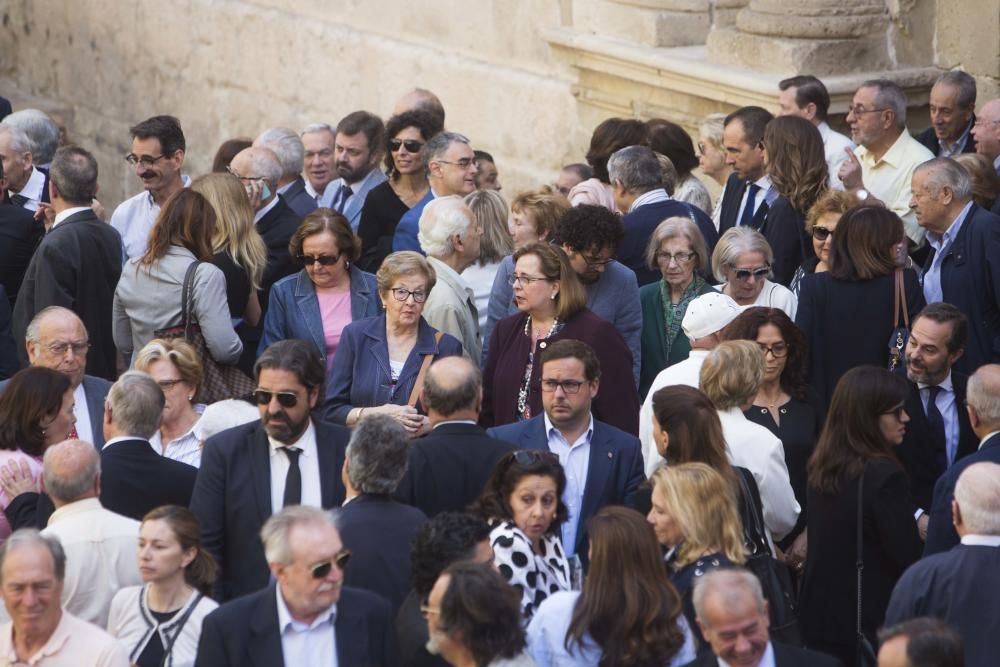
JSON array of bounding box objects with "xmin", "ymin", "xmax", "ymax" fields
[
  {"xmin": 796, "ymin": 205, "xmax": 925, "ymax": 406},
  {"xmin": 507, "ymin": 186, "xmax": 569, "ymax": 250},
  {"xmin": 260, "ymin": 209, "xmax": 381, "ymax": 370},
  {"xmin": 639, "ymin": 216, "xmax": 717, "ymax": 399},
  {"xmin": 712, "ymin": 226, "xmax": 797, "ymax": 319},
  {"xmin": 647, "ymin": 118, "xmax": 712, "ymax": 215},
  {"xmin": 133, "ymin": 339, "xmax": 206, "ymax": 468},
  {"xmin": 480, "ymin": 243, "xmax": 639, "ymax": 435},
  {"xmin": 697, "ymin": 113, "xmax": 733, "ymax": 228},
  {"xmin": 325, "ymin": 251, "xmax": 462, "ymax": 436},
  {"xmin": 789, "ymin": 190, "xmax": 859, "ymax": 295},
  {"xmin": 461, "ymin": 190, "xmax": 514, "ymax": 331},
  {"xmin": 699, "ymin": 340, "xmax": 800, "ymax": 545}
]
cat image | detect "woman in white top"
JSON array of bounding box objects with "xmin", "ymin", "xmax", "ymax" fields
[
  {"xmin": 134, "ymin": 339, "xmax": 205, "ymax": 467},
  {"xmin": 462, "ymin": 190, "xmax": 514, "ymax": 331},
  {"xmin": 712, "ymin": 227, "xmax": 797, "ymax": 319},
  {"xmin": 108, "ymin": 505, "xmax": 218, "ymax": 667}
]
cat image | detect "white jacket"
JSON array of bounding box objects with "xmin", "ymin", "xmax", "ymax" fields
[{"xmin": 107, "ymin": 585, "xmax": 218, "ymax": 667}]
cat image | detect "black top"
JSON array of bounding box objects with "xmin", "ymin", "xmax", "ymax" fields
[
  {"xmin": 669, "ymin": 551, "xmax": 734, "ymax": 650},
  {"xmin": 212, "ymin": 251, "xmax": 252, "ymax": 318},
  {"xmin": 357, "ymin": 180, "xmax": 411, "ymax": 272},
  {"xmin": 136, "ymin": 608, "xmax": 180, "ymax": 667}
]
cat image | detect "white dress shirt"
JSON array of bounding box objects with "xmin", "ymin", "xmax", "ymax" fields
[
  {"xmin": 52, "ymin": 205, "xmax": 92, "ymax": 229},
  {"xmin": 9, "ymin": 165, "xmax": 47, "ymax": 211},
  {"xmin": 961, "ymin": 534, "xmax": 1000, "ymax": 547},
  {"xmin": 276, "ymin": 584, "xmax": 337, "ymax": 667},
  {"xmin": 923, "ymin": 201, "xmax": 972, "ymax": 304},
  {"xmin": 110, "ymin": 175, "xmax": 192, "ymax": 262},
  {"xmin": 818, "ymin": 121, "xmax": 855, "ymax": 190},
  {"xmin": 544, "ymin": 413, "xmax": 594, "ymax": 557},
  {"xmin": 72, "ymin": 382, "xmax": 95, "ymax": 446},
  {"xmin": 918, "ymin": 372, "xmax": 960, "ymax": 465},
  {"xmin": 640, "ymin": 349, "xmax": 711, "ymax": 476},
  {"xmin": 735, "ymin": 175, "xmax": 772, "ymax": 225},
  {"xmin": 718, "ymin": 641, "xmax": 776, "ymax": 667},
  {"xmin": 268, "ymin": 421, "xmax": 323, "ymax": 513},
  {"xmin": 304, "ymin": 179, "xmax": 323, "ymax": 202}
]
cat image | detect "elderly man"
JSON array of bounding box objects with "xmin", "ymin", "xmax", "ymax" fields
[
  {"xmin": 777, "ymin": 75, "xmax": 856, "ymax": 189},
  {"xmin": 253, "ymin": 127, "xmax": 316, "ymax": 217},
  {"xmin": 300, "ymin": 123, "xmax": 337, "ymax": 203},
  {"xmin": 915, "ymin": 71, "xmax": 978, "ymax": 158},
  {"xmin": 839, "ymin": 79, "xmax": 935, "ymax": 246},
  {"xmin": 109, "ymin": 115, "xmax": 189, "ymax": 262},
  {"xmin": 418, "ymin": 196, "xmax": 483, "ymax": 362},
  {"xmin": 40, "ymin": 439, "xmax": 141, "ymax": 627},
  {"xmin": 971, "ymin": 98, "xmax": 1000, "ymax": 176},
  {"xmin": 392, "ymin": 87, "xmax": 446, "ymax": 128},
  {"xmin": 318, "ymin": 111, "xmax": 386, "ymax": 230},
  {"xmin": 393, "ymin": 132, "xmax": 478, "ymax": 252},
  {"xmin": 338, "ymin": 415, "xmax": 427, "ymax": 613},
  {"xmin": 877, "ymin": 618, "xmax": 965, "ymax": 667},
  {"xmin": 0, "ymin": 529, "xmax": 129, "ymax": 666},
  {"xmin": 195, "ymin": 506, "xmax": 394, "ymax": 666},
  {"xmin": 911, "ymin": 158, "xmax": 1000, "ymax": 373},
  {"xmin": 3, "ymin": 109, "xmax": 60, "ymax": 169},
  {"xmin": 685, "ymin": 569, "xmax": 840, "ymax": 667},
  {"xmin": 0, "ymin": 123, "xmax": 49, "ymax": 212},
  {"xmin": 886, "ymin": 461, "xmax": 1000, "ymax": 667}
]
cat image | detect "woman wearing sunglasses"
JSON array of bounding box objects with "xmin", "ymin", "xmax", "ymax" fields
[
  {"xmin": 356, "ymin": 110, "xmax": 444, "ymax": 272},
  {"xmin": 107, "ymin": 506, "xmax": 218, "ymax": 667},
  {"xmin": 789, "ymin": 190, "xmax": 860, "ymax": 295},
  {"xmin": 259, "ymin": 210, "xmax": 381, "ymax": 371},
  {"xmin": 471, "ymin": 449, "xmax": 571, "ymax": 621},
  {"xmin": 326, "ymin": 251, "xmax": 462, "ymax": 436},
  {"xmin": 711, "ymin": 226, "xmax": 798, "ymax": 320},
  {"xmin": 799, "ymin": 367, "xmax": 922, "ymax": 665}
]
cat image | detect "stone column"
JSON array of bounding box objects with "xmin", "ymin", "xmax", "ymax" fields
[{"xmin": 707, "ymin": 0, "xmax": 890, "ymax": 75}]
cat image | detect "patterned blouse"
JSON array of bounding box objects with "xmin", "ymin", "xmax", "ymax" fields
[{"xmin": 490, "ymin": 520, "xmax": 571, "ymax": 621}]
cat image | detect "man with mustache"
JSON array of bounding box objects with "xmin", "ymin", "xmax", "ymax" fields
[
  {"xmin": 190, "ymin": 339, "xmax": 350, "ymax": 601},
  {"xmin": 318, "ymin": 111, "xmax": 386, "ymax": 232}
]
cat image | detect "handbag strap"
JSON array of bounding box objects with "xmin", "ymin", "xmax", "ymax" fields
[
  {"xmin": 736, "ymin": 469, "xmax": 772, "ymax": 558},
  {"xmin": 407, "ymin": 332, "xmax": 444, "ymax": 407},
  {"xmin": 180, "ymin": 261, "xmax": 201, "ymax": 341},
  {"xmin": 856, "ymin": 469, "xmax": 866, "ymax": 638},
  {"xmin": 893, "ymin": 269, "xmax": 910, "ymax": 330}
]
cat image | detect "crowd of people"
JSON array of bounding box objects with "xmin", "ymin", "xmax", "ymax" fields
[{"xmin": 0, "ymin": 70, "xmax": 998, "ymax": 667}]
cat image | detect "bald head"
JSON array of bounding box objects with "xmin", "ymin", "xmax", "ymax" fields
[
  {"xmin": 967, "ymin": 364, "xmax": 1000, "ymax": 436},
  {"xmin": 973, "ymin": 99, "xmax": 1000, "ymax": 161},
  {"xmin": 230, "ymin": 146, "xmax": 282, "ymax": 208},
  {"xmin": 25, "ymin": 306, "xmax": 88, "ymax": 389},
  {"xmin": 422, "ymin": 356, "xmax": 482, "ymax": 421},
  {"xmin": 393, "ymin": 88, "xmax": 446, "ymax": 128},
  {"xmin": 43, "ymin": 439, "xmax": 101, "ymax": 506},
  {"xmin": 954, "ymin": 461, "xmax": 1000, "ymax": 536}
]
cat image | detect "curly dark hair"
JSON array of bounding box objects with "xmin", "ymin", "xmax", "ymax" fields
[
  {"xmin": 470, "ymin": 451, "xmax": 569, "ymax": 533},
  {"xmin": 439, "ymin": 562, "xmax": 526, "ymax": 664},
  {"xmin": 551, "ymin": 204, "xmax": 625, "ymax": 254},
  {"xmin": 410, "ymin": 512, "xmax": 491, "ymax": 597},
  {"xmin": 721, "ymin": 307, "xmax": 808, "ymax": 400},
  {"xmin": 382, "ymin": 110, "xmax": 445, "ymax": 178}
]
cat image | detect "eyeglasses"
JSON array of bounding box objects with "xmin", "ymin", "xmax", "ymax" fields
[
  {"xmin": 253, "ymin": 390, "xmax": 299, "ymax": 408},
  {"xmin": 973, "ymin": 118, "xmax": 1000, "ymax": 129},
  {"xmin": 848, "ymin": 106, "xmax": 889, "ymax": 117},
  {"xmin": 882, "ymin": 405, "xmax": 906, "ymax": 421},
  {"xmin": 811, "ymin": 226, "xmax": 833, "ymax": 242},
  {"xmin": 697, "ymin": 142, "xmax": 707, "ymax": 154},
  {"xmin": 310, "ymin": 550, "xmax": 351, "ymax": 579},
  {"xmin": 579, "ymin": 253, "xmax": 613, "ymax": 269},
  {"xmin": 157, "ymin": 379, "xmax": 186, "ymax": 391},
  {"xmin": 45, "ymin": 341, "xmax": 90, "ymax": 357},
  {"xmin": 388, "ymin": 138, "xmax": 424, "ymax": 153},
  {"xmin": 507, "ymin": 273, "xmax": 549, "ymax": 287},
  {"xmin": 655, "ymin": 251, "xmax": 696, "ymax": 266},
  {"xmin": 757, "ymin": 342, "xmax": 788, "ymax": 358},
  {"xmin": 125, "ymin": 153, "xmax": 171, "ymax": 167},
  {"xmin": 389, "ymin": 287, "xmax": 427, "ymax": 303},
  {"xmin": 297, "ymin": 254, "xmax": 341, "ymax": 266},
  {"xmin": 226, "ymin": 165, "xmax": 267, "ymax": 183},
  {"xmin": 539, "ymin": 379, "xmax": 586, "ymax": 394},
  {"xmin": 420, "ymin": 604, "xmax": 440, "ymax": 617},
  {"xmin": 732, "ymin": 266, "xmax": 770, "ymax": 281},
  {"xmin": 437, "ymin": 158, "xmax": 475, "ymax": 169}
]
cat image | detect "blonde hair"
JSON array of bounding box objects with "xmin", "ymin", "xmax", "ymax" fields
[
  {"xmin": 650, "ymin": 463, "xmax": 745, "ymax": 568},
  {"xmin": 464, "ymin": 190, "xmax": 513, "ymax": 265},
  {"xmin": 134, "ymin": 339, "xmax": 204, "ymax": 398},
  {"xmin": 511, "ymin": 243, "xmax": 587, "ymax": 321},
  {"xmin": 699, "ymin": 113, "xmax": 727, "ymax": 150},
  {"xmin": 805, "ymin": 190, "xmax": 860, "ymax": 233},
  {"xmin": 192, "ymin": 173, "xmax": 267, "ymax": 291},
  {"xmin": 509, "ymin": 186, "xmax": 570, "ymax": 241},
  {"xmin": 376, "ymin": 251, "xmax": 437, "ymax": 295},
  {"xmin": 699, "ymin": 340, "xmax": 763, "ymax": 410}
]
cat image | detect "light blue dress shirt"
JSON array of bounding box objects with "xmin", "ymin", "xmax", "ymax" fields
[
  {"xmin": 923, "ymin": 201, "xmax": 973, "ymax": 304},
  {"xmin": 544, "ymin": 414, "xmax": 593, "ymax": 556}
]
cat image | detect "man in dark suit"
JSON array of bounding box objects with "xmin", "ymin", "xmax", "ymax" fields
[
  {"xmin": 609, "ymin": 145, "xmax": 718, "ymax": 286},
  {"xmin": 396, "ymin": 356, "xmax": 516, "ymax": 517},
  {"xmin": 0, "ymin": 96, "xmax": 11, "ymax": 121},
  {"xmin": 925, "ymin": 364, "xmax": 1000, "ymax": 555},
  {"xmin": 0, "ymin": 159, "xmax": 44, "ymax": 307},
  {"xmin": 685, "ymin": 569, "xmax": 842, "ymax": 667},
  {"xmin": 898, "ymin": 304, "xmax": 978, "ymax": 518},
  {"xmin": 717, "ymin": 106, "xmax": 775, "ymax": 235},
  {"xmin": 913, "ymin": 158, "xmax": 1000, "ymax": 376},
  {"xmin": 195, "ymin": 506, "xmax": 394, "ymax": 667},
  {"xmin": 915, "ymin": 71, "xmax": 978, "ymax": 158},
  {"xmin": 338, "ymin": 414, "xmax": 427, "ymax": 614},
  {"xmin": 487, "ymin": 340, "xmax": 645, "ymax": 560},
  {"xmin": 12, "ymin": 146, "xmax": 121, "ymax": 381},
  {"xmin": 190, "ymin": 340, "xmax": 350, "ymax": 601},
  {"xmin": 253, "ymin": 127, "xmax": 317, "ymax": 218},
  {"xmin": 886, "ymin": 461, "xmax": 1000, "ymax": 667}
]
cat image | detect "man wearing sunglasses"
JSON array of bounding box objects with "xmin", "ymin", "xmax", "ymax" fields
[
  {"xmin": 318, "ymin": 111, "xmax": 387, "ymax": 231},
  {"xmin": 191, "ymin": 340, "xmax": 350, "ymax": 602},
  {"xmin": 196, "ymin": 506, "xmax": 394, "ymax": 666}
]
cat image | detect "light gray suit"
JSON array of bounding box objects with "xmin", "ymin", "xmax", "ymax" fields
[{"xmin": 319, "ymin": 168, "xmax": 387, "ymax": 231}]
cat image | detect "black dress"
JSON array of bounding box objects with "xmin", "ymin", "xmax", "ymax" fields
[
  {"xmin": 212, "ymin": 251, "xmax": 252, "ymax": 318},
  {"xmin": 357, "ymin": 180, "xmax": 411, "ymax": 272}
]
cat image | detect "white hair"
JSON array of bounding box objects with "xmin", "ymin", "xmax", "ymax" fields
[
  {"xmin": 692, "ymin": 568, "xmax": 766, "ymax": 627},
  {"xmin": 260, "ymin": 506, "xmax": 338, "ymax": 565},
  {"xmin": 0, "ymin": 124, "xmax": 33, "ymax": 155},
  {"xmin": 198, "ymin": 399, "xmax": 260, "ymax": 442},
  {"xmin": 3, "ymin": 110, "xmax": 59, "ymax": 164},
  {"xmin": 417, "ymin": 196, "xmax": 475, "ymax": 258},
  {"xmin": 301, "ymin": 123, "xmax": 335, "ymax": 139},
  {"xmin": 955, "ymin": 462, "xmax": 1000, "ymax": 535},
  {"xmin": 254, "ymin": 127, "xmax": 304, "ymax": 178}
]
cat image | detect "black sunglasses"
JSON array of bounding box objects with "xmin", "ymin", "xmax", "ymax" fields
[
  {"xmin": 811, "ymin": 226, "xmax": 832, "ymax": 242},
  {"xmin": 311, "ymin": 550, "xmax": 352, "ymax": 578},
  {"xmin": 733, "ymin": 266, "xmax": 770, "ymax": 281},
  {"xmin": 253, "ymin": 390, "xmax": 299, "ymax": 408},
  {"xmin": 297, "ymin": 254, "xmax": 340, "ymax": 266},
  {"xmin": 388, "ymin": 138, "xmax": 424, "ymax": 153}
]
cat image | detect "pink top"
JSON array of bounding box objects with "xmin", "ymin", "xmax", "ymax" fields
[
  {"xmin": 317, "ymin": 290, "xmax": 353, "ymax": 371},
  {"xmin": 0, "ymin": 450, "xmax": 43, "ymax": 541}
]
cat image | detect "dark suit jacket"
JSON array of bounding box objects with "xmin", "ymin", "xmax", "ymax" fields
[
  {"xmin": 718, "ymin": 173, "xmax": 770, "ymax": 234},
  {"xmin": 397, "ymin": 589, "xmax": 448, "ymax": 667},
  {"xmin": 915, "ymin": 122, "xmax": 977, "ymax": 156},
  {"xmin": 0, "ymin": 96, "xmax": 10, "ymax": 121},
  {"xmin": 896, "ymin": 373, "xmax": 977, "ymax": 510},
  {"xmin": 0, "ymin": 374, "xmax": 110, "ymax": 448},
  {"xmin": 100, "ymin": 437, "xmax": 198, "ymax": 520},
  {"xmin": 681, "ymin": 641, "xmax": 843, "ymax": 667},
  {"xmin": 0, "ymin": 203, "xmax": 43, "ymax": 308},
  {"xmin": 279, "ymin": 177, "xmax": 319, "ymax": 218},
  {"xmin": 2, "ymin": 490, "xmax": 55, "ymax": 531},
  {"xmin": 486, "ymin": 415, "xmax": 645, "ymax": 556},
  {"xmin": 0, "ymin": 288, "xmax": 16, "ymax": 380},
  {"xmin": 617, "ymin": 196, "xmax": 718, "ymax": 287},
  {"xmin": 338, "ymin": 494, "xmax": 427, "ymax": 614},
  {"xmin": 752, "ymin": 196, "xmax": 813, "ymax": 287},
  {"xmin": 256, "ymin": 197, "xmax": 302, "ymax": 311},
  {"xmin": 395, "ymin": 422, "xmax": 517, "ymax": 517},
  {"xmin": 190, "ymin": 419, "xmax": 349, "ymax": 601},
  {"xmin": 921, "ymin": 203, "xmax": 1000, "ymax": 374},
  {"xmin": 924, "ymin": 433, "xmax": 1000, "ymax": 555},
  {"xmin": 195, "ymin": 583, "xmax": 395, "ymax": 667},
  {"xmin": 12, "ymin": 209, "xmax": 122, "ymax": 380}
]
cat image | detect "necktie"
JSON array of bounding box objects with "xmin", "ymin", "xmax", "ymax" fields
[
  {"xmin": 332, "ymin": 184, "xmax": 352, "ymax": 213},
  {"xmin": 282, "ymin": 447, "xmax": 302, "ymax": 507},
  {"xmin": 925, "ymin": 385, "xmax": 948, "ymax": 472},
  {"xmin": 9, "ymin": 193, "xmax": 29, "ymax": 208},
  {"xmin": 738, "ymin": 182, "xmax": 760, "ymax": 227}
]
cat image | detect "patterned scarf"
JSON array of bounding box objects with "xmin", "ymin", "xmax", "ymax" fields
[{"xmin": 660, "ymin": 274, "xmax": 708, "ymax": 360}]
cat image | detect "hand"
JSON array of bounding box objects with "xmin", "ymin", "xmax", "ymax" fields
[
  {"xmin": 784, "ymin": 530, "xmax": 808, "ymax": 572},
  {"xmin": 838, "ymin": 148, "xmax": 864, "ymax": 191},
  {"xmin": 90, "ymin": 198, "xmax": 106, "ymax": 222},
  {"xmin": 0, "ymin": 460, "xmax": 40, "ymax": 499},
  {"xmin": 917, "ymin": 514, "xmax": 929, "ymax": 541},
  {"xmin": 34, "ymin": 202, "xmax": 56, "ymax": 230},
  {"xmin": 245, "ymin": 179, "xmax": 263, "ymax": 210},
  {"xmin": 408, "ymin": 416, "xmax": 432, "ymax": 439}
]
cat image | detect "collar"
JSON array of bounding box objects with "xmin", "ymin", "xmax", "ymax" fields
[
  {"xmin": 346, "ymin": 168, "xmax": 378, "ymax": 192},
  {"xmin": 47, "ymin": 497, "xmax": 103, "ymax": 525},
  {"xmin": 267, "ymin": 420, "xmax": 316, "ymax": 454},
  {"xmin": 432, "ymin": 419, "xmax": 478, "ymax": 428},
  {"xmin": 52, "ymin": 206, "xmax": 92, "ymax": 228},
  {"xmin": 142, "ymin": 174, "xmax": 192, "ymax": 207},
  {"xmin": 980, "ymin": 430, "xmax": 1000, "ymax": 450},
  {"xmin": 427, "ymin": 255, "xmax": 471, "ymax": 293},
  {"xmin": 304, "ymin": 180, "xmax": 322, "ymax": 199},
  {"xmin": 5, "ymin": 609, "xmax": 72, "ymax": 663},
  {"xmin": 102, "ymin": 435, "xmax": 151, "ymax": 450},
  {"xmin": 751, "ymin": 174, "xmax": 771, "ymax": 190},
  {"xmin": 961, "ymin": 534, "xmax": 1000, "ymax": 547},
  {"xmin": 543, "ymin": 412, "xmax": 595, "ymax": 446},
  {"xmin": 927, "ymin": 201, "xmax": 973, "ymax": 247},
  {"xmin": 628, "ymin": 188, "xmax": 671, "ymax": 212},
  {"xmin": 918, "ymin": 371, "xmax": 954, "ymax": 393},
  {"xmin": 941, "ymin": 118, "xmax": 975, "ymax": 155},
  {"xmin": 817, "ymin": 121, "xmax": 832, "ymax": 140},
  {"xmin": 687, "ymin": 348, "xmax": 712, "ymax": 360},
  {"xmin": 13, "ymin": 165, "xmax": 45, "ymax": 200},
  {"xmin": 276, "ymin": 583, "xmax": 336, "ymax": 632},
  {"xmin": 718, "ymin": 641, "xmax": 774, "ymax": 667},
  {"xmin": 277, "ymin": 180, "xmax": 295, "ymax": 195},
  {"xmin": 255, "ymin": 196, "xmax": 280, "ymax": 224}
]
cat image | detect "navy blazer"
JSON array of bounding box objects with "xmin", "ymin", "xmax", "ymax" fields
[
  {"xmin": 0, "ymin": 374, "xmax": 110, "ymax": 449},
  {"xmin": 320, "ymin": 169, "xmax": 388, "ymax": 232},
  {"xmin": 195, "ymin": 583, "xmax": 395, "ymax": 667},
  {"xmin": 921, "ymin": 203, "xmax": 1000, "ymax": 374},
  {"xmin": 0, "ymin": 288, "xmax": 16, "ymax": 381},
  {"xmin": 914, "ymin": 122, "xmax": 977, "ymax": 157},
  {"xmin": 924, "ymin": 432, "xmax": 1000, "ymax": 556},
  {"xmin": 486, "ymin": 415, "xmax": 645, "ymax": 556},
  {"xmin": 680, "ymin": 641, "xmax": 842, "ymax": 667},
  {"xmin": 0, "ymin": 202, "xmax": 44, "ymax": 307},
  {"xmin": 258, "ymin": 266, "xmax": 382, "ymax": 362},
  {"xmin": 101, "ymin": 437, "xmax": 198, "ymax": 520},
  {"xmin": 278, "ymin": 177, "xmax": 319, "ymax": 218},
  {"xmin": 324, "ymin": 315, "xmax": 462, "ymax": 424},
  {"xmin": 190, "ymin": 419, "xmax": 350, "ymax": 601},
  {"xmin": 617, "ymin": 196, "xmax": 718, "ymax": 287}
]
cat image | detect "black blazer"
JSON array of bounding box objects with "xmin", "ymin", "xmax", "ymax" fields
[
  {"xmin": 751, "ymin": 195, "xmax": 813, "ymax": 287},
  {"xmin": 3, "ymin": 491, "xmax": 55, "ymax": 531},
  {"xmin": 256, "ymin": 197, "xmax": 302, "ymax": 310},
  {"xmin": 0, "ymin": 203, "xmax": 43, "ymax": 309},
  {"xmin": 195, "ymin": 583, "xmax": 395, "ymax": 667},
  {"xmin": 395, "ymin": 422, "xmax": 517, "ymax": 517},
  {"xmin": 617, "ymin": 196, "xmax": 718, "ymax": 286},
  {"xmin": 681, "ymin": 641, "xmax": 843, "ymax": 667},
  {"xmin": 279, "ymin": 177, "xmax": 319, "ymax": 218},
  {"xmin": 914, "ymin": 123, "xmax": 977, "ymax": 156},
  {"xmin": 718, "ymin": 173, "xmax": 770, "ymax": 234},
  {"xmin": 12, "ymin": 209, "xmax": 122, "ymax": 380},
  {"xmin": 100, "ymin": 438, "xmax": 198, "ymax": 520},
  {"xmin": 0, "ymin": 288, "xmax": 16, "ymax": 380},
  {"xmin": 190, "ymin": 419, "xmax": 349, "ymax": 601},
  {"xmin": 338, "ymin": 494, "xmax": 427, "ymax": 614}
]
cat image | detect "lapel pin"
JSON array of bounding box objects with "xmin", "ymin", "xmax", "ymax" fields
[{"xmin": 607, "ymin": 452, "xmax": 612, "ymax": 459}]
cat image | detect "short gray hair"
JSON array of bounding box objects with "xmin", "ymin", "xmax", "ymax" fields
[
  {"xmin": 0, "ymin": 124, "xmax": 32, "ymax": 155},
  {"xmin": 235, "ymin": 147, "xmax": 283, "ymax": 188},
  {"xmin": 711, "ymin": 226, "xmax": 774, "ymax": 283},
  {"xmin": 607, "ymin": 145, "xmax": 662, "ymax": 194},
  {"xmin": 261, "ymin": 506, "xmax": 338, "ymax": 565},
  {"xmin": 25, "ymin": 306, "xmax": 84, "ymax": 345},
  {"xmin": 301, "ymin": 123, "xmax": 335, "ymax": 140},
  {"xmin": 692, "ymin": 568, "xmax": 765, "ymax": 627},
  {"xmin": 346, "ymin": 414, "xmax": 409, "ymax": 494},
  {"xmin": 418, "ymin": 196, "xmax": 476, "ymax": 258},
  {"xmin": 3, "ymin": 110, "xmax": 60, "ymax": 164},
  {"xmin": 915, "ymin": 158, "xmax": 973, "ymax": 201},
  {"xmin": 107, "ymin": 371, "xmax": 164, "ymax": 439},
  {"xmin": 967, "ymin": 364, "xmax": 1000, "ymax": 425},
  {"xmin": 936, "ymin": 70, "xmax": 977, "ymax": 110},
  {"xmin": 254, "ymin": 127, "xmax": 305, "ymax": 177},
  {"xmin": 198, "ymin": 399, "xmax": 260, "ymax": 442},
  {"xmin": 861, "ymin": 79, "xmax": 908, "ymax": 129},
  {"xmin": 422, "ymin": 132, "xmax": 470, "ymax": 172},
  {"xmin": 0, "ymin": 529, "xmax": 66, "ymax": 583},
  {"xmin": 954, "ymin": 461, "xmax": 1000, "ymax": 535},
  {"xmin": 49, "ymin": 145, "xmax": 98, "ymax": 204},
  {"xmin": 43, "ymin": 439, "xmax": 101, "ymax": 504},
  {"xmin": 645, "ymin": 216, "xmax": 709, "ymax": 272}
]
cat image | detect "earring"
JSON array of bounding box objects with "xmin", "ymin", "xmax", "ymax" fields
[
  {"xmin": 345, "ymin": 261, "xmax": 350, "ymax": 269},
  {"xmin": 551, "ymin": 292, "xmax": 557, "ymax": 300},
  {"xmin": 188, "ymin": 395, "xmax": 194, "ymax": 401}
]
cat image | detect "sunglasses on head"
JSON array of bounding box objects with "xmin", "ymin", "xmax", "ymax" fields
[
  {"xmin": 311, "ymin": 550, "xmax": 351, "ymax": 579},
  {"xmin": 507, "ymin": 450, "xmax": 560, "ymax": 467},
  {"xmin": 297, "ymin": 254, "xmax": 340, "ymax": 266},
  {"xmin": 253, "ymin": 390, "xmax": 299, "ymax": 408},
  {"xmin": 811, "ymin": 226, "xmax": 832, "ymax": 242},
  {"xmin": 388, "ymin": 138, "xmax": 424, "ymax": 153}
]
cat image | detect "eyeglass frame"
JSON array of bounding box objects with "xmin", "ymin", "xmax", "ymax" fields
[
  {"xmin": 253, "ymin": 390, "xmax": 300, "ymax": 408},
  {"xmin": 389, "ymin": 287, "xmax": 428, "ymax": 303},
  {"xmin": 756, "ymin": 342, "xmax": 789, "ymax": 359},
  {"xmin": 42, "ymin": 340, "xmax": 90, "ymax": 357},
  {"xmin": 226, "ymin": 165, "xmax": 268, "ymax": 183},
  {"xmin": 124, "ymin": 152, "xmax": 176, "ymax": 167},
  {"xmin": 507, "ymin": 273, "xmax": 550, "ymax": 287},
  {"xmin": 538, "ymin": 378, "xmax": 588, "ymax": 394},
  {"xmin": 310, "ymin": 550, "xmax": 351, "ymax": 579},
  {"xmin": 297, "ymin": 253, "xmax": 342, "ymax": 267},
  {"xmin": 881, "ymin": 404, "xmax": 907, "ymax": 421},
  {"xmin": 847, "ymin": 106, "xmax": 889, "ymax": 117},
  {"xmin": 730, "ymin": 265, "xmax": 771, "ymax": 281},
  {"xmin": 655, "ymin": 250, "xmax": 697, "ymax": 266},
  {"xmin": 436, "ymin": 158, "xmax": 476, "ymax": 170}
]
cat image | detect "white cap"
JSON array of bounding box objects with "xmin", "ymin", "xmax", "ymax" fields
[{"xmin": 681, "ymin": 291, "xmax": 744, "ymax": 340}]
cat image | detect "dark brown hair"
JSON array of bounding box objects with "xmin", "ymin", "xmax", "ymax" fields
[
  {"xmin": 288, "ymin": 208, "xmax": 361, "ymax": 263},
  {"xmin": 0, "ymin": 367, "xmax": 71, "ymax": 457},
  {"xmin": 646, "ymin": 119, "xmax": 699, "ymax": 178},
  {"xmin": 827, "ymin": 204, "xmax": 903, "ymax": 281},
  {"xmin": 382, "ymin": 110, "xmax": 444, "ymax": 178},
  {"xmin": 470, "ymin": 451, "xmax": 569, "ymax": 532},
  {"xmin": 211, "ymin": 138, "xmax": 252, "ymax": 173},
  {"xmin": 721, "ymin": 307, "xmax": 808, "ymax": 400},
  {"xmin": 439, "ymin": 562, "xmax": 525, "ymax": 664},
  {"xmin": 539, "ymin": 339, "xmax": 601, "ymax": 382},
  {"xmin": 142, "ymin": 505, "xmax": 217, "ymax": 597},
  {"xmin": 140, "ymin": 189, "xmax": 216, "ymax": 266},
  {"xmin": 585, "ymin": 118, "xmax": 648, "ymax": 184}
]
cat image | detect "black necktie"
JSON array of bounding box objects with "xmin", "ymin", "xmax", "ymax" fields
[
  {"xmin": 739, "ymin": 182, "xmax": 760, "ymax": 227},
  {"xmin": 9, "ymin": 193, "xmax": 29, "ymax": 208},
  {"xmin": 332, "ymin": 184, "xmax": 352, "ymax": 213},
  {"xmin": 925, "ymin": 385, "xmax": 947, "ymax": 472},
  {"xmin": 282, "ymin": 447, "xmax": 302, "ymax": 507}
]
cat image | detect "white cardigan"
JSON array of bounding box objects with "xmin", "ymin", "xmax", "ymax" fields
[{"xmin": 107, "ymin": 585, "xmax": 218, "ymax": 667}]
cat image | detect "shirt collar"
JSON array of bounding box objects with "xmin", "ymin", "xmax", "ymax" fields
[
  {"xmin": 432, "ymin": 419, "xmax": 478, "ymax": 429},
  {"xmin": 629, "ymin": 188, "xmax": 671, "ymax": 212},
  {"xmin": 304, "ymin": 180, "xmax": 322, "ymax": 199},
  {"xmin": 961, "ymin": 534, "xmax": 1000, "ymax": 547},
  {"xmin": 102, "ymin": 435, "xmax": 151, "ymax": 450},
  {"xmin": 255, "ymin": 195, "xmax": 281, "ymax": 224},
  {"xmin": 927, "ymin": 201, "xmax": 973, "ymax": 247},
  {"xmin": 47, "ymin": 497, "xmax": 103, "ymax": 525},
  {"xmin": 979, "ymin": 430, "xmax": 1000, "ymax": 450},
  {"xmin": 5, "ymin": 609, "xmax": 72, "ymax": 663},
  {"xmin": 52, "ymin": 206, "xmax": 92, "ymax": 228},
  {"xmin": 277, "ymin": 180, "xmax": 295, "ymax": 196},
  {"xmin": 276, "ymin": 583, "xmax": 336, "ymax": 632},
  {"xmin": 918, "ymin": 371, "xmax": 954, "ymax": 393},
  {"xmin": 817, "ymin": 121, "xmax": 832, "ymax": 140},
  {"xmin": 941, "ymin": 119, "xmax": 975, "ymax": 155},
  {"xmin": 142, "ymin": 174, "xmax": 192, "ymax": 207},
  {"xmin": 11, "ymin": 165, "xmax": 46, "ymax": 201},
  {"xmin": 427, "ymin": 255, "xmax": 471, "ymax": 292},
  {"xmin": 268, "ymin": 420, "xmax": 317, "ymax": 455},
  {"xmin": 543, "ymin": 412, "xmax": 595, "ymax": 446}
]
